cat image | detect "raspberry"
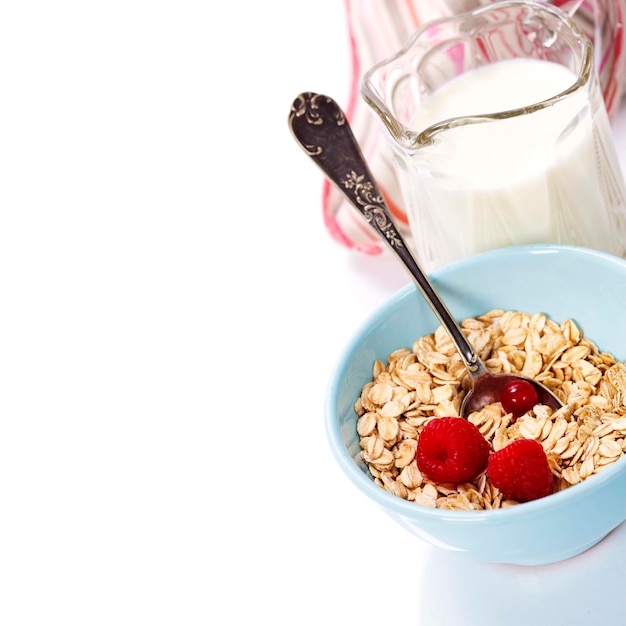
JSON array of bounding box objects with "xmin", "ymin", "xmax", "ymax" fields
[
  {"xmin": 416, "ymin": 417, "xmax": 489, "ymax": 483},
  {"xmin": 487, "ymin": 439, "xmax": 553, "ymax": 502}
]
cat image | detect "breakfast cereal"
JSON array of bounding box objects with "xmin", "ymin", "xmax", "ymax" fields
[{"xmin": 354, "ymin": 310, "xmax": 626, "ymax": 509}]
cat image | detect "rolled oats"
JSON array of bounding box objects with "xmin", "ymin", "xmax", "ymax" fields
[{"xmin": 355, "ymin": 310, "xmax": 626, "ymax": 510}]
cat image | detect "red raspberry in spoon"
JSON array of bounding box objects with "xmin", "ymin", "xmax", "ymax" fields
[
  {"xmin": 416, "ymin": 417, "xmax": 489, "ymax": 484},
  {"xmin": 501, "ymin": 379, "xmax": 538, "ymax": 418}
]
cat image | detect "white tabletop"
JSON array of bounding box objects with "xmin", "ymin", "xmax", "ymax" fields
[{"xmin": 3, "ymin": 2, "xmax": 626, "ymax": 624}]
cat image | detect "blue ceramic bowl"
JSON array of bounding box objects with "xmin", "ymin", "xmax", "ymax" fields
[{"xmin": 325, "ymin": 244, "xmax": 626, "ymax": 565}]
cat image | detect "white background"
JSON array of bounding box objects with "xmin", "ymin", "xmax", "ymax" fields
[{"xmin": 2, "ymin": 2, "xmax": 626, "ymax": 625}]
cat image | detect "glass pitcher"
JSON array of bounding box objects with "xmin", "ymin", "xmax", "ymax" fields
[{"xmin": 360, "ymin": 0, "xmax": 626, "ymax": 269}]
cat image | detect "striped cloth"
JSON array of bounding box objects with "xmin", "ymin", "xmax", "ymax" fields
[{"xmin": 323, "ymin": 0, "xmax": 626, "ymax": 255}]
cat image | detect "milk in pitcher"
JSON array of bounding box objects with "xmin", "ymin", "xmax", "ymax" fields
[{"xmin": 402, "ymin": 58, "xmax": 626, "ymax": 267}]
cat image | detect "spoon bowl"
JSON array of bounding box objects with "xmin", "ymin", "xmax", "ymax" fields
[{"xmin": 288, "ymin": 92, "xmax": 563, "ymax": 417}]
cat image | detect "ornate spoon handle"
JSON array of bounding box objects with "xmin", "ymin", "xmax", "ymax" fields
[{"xmin": 288, "ymin": 92, "xmax": 484, "ymax": 374}]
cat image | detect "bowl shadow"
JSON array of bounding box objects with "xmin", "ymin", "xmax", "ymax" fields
[{"xmin": 416, "ymin": 520, "xmax": 626, "ymax": 624}]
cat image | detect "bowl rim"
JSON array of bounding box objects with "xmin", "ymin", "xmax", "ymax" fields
[{"xmin": 325, "ymin": 243, "xmax": 626, "ymax": 522}]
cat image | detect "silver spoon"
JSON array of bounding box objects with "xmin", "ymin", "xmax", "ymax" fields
[{"xmin": 288, "ymin": 92, "xmax": 563, "ymax": 418}]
